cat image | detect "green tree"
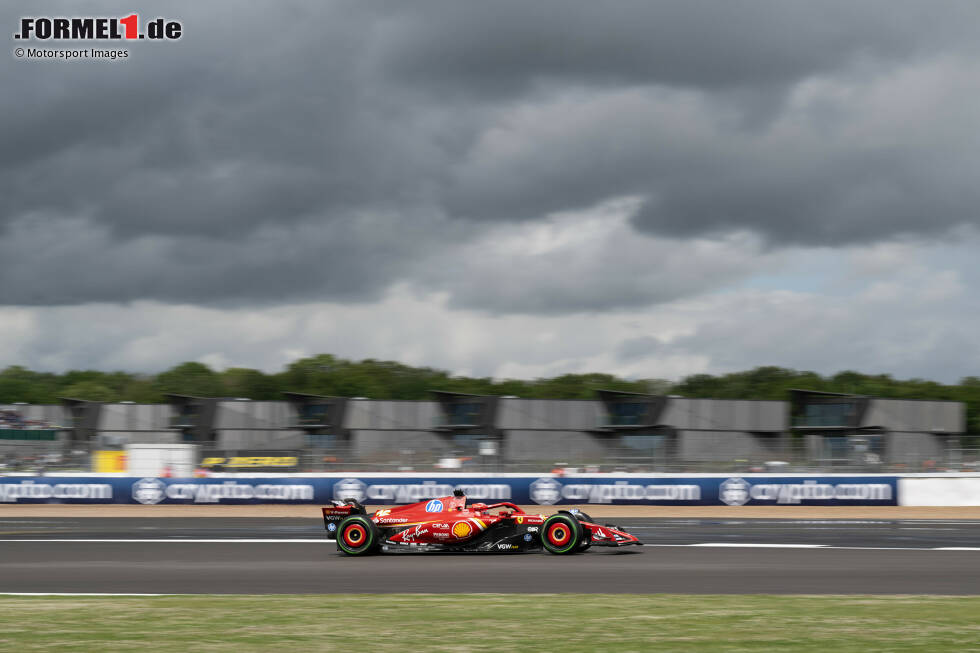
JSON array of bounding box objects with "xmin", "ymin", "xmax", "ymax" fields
[
  {"xmin": 60, "ymin": 381, "xmax": 117, "ymax": 402},
  {"xmin": 0, "ymin": 366, "xmax": 59, "ymax": 403},
  {"xmin": 221, "ymin": 368, "xmax": 278, "ymax": 400},
  {"xmin": 154, "ymin": 362, "xmax": 223, "ymax": 397},
  {"xmin": 0, "ymin": 356, "xmax": 978, "ymax": 437}
]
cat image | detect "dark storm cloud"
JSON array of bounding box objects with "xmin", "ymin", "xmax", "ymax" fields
[
  {"xmin": 3, "ymin": 1, "xmax": 980, "ymax": 308},
  {"xmin": 0, "ymin": 2, "xmax": 438, "ymax": 238},
  {"xmin": 0, "ymin": 210, "xmax": 449, "ymax": 305},
  {"xmin": 374, "ymin": 1, "xmax": 980, "ymax": 245},
  {"xmin": 631, "ymin": 142, "xmax": 980, "ymax": 246},
  {"xmin": 374, "ymin": 1, "xmax": 961, "ymax": 91}
]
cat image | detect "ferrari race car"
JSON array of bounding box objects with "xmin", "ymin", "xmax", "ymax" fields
[{"xmin": 322, "ymin": 489, "xmax": 641, "ymax": 555}]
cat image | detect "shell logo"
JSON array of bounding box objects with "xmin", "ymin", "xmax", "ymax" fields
[{"xmin": 452, "ymin": 521, "xmax": 473, "ymax": 538}]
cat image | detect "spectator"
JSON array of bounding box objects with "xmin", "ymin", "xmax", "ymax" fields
[{"xmin": 0, "ymin": 410, "xmax": 52, "ymax": 430}]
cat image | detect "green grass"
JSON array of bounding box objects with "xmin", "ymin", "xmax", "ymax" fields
[{"xmin": 1, "ymin": 594, "xmax": 979, "ymax": 652}]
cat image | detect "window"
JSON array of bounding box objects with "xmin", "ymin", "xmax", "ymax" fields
[
  {"xmin": 607, "ymin": 402, "xmax": 647, "ymax": 426},
  {"xmin": 450, "ymin": 432, "xmax": 484, "ymax": 454},
  {"xmin": 307, "ymin": 432, "xmax": 339, "ymax": 449},
  {"xmin": 796, "ymin": 402, "xmax": 855, "ymax": 427},
  {"xmin": 446, "ymin": 403, "xmax": 482, "ymax": 426},
  {"xmin": 171, "ymin": 404, "xmax": 199, "ymax": 429},
  {"xmin": 298, "ymin": 404, "xmax": 330, "ymax": 426},
  {"xmin": 851, "ymin": 434, "xmax": 884, "ymax": 456},
  {"xmin": 620, "ymin": 433, "xmax": 666, "ymax": 455},
  {"xmin": 823, "ymin": 436, "xmax": 849, "ymax": 459}
]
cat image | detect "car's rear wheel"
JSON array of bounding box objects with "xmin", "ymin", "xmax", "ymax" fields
[
  {"xmin": 336, "ymin": 515, "xmax": 380, "ymax": 555},
  {"xmin": 541, "ymin": 513, "xmax": 583, "ymax": 554}
]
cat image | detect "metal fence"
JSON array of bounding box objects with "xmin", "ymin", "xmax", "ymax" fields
[
  {"xmin": 1, "ymin": 434, "xmax": 976, "ymax": 475},
  {"xmin": 0, "ymin": 437, "xmax": 82, "ymax": 474}
]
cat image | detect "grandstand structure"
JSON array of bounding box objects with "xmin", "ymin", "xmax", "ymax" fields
[{"xmin": 0, "ymin": 389, "xmax": 968, "ymax": 472}]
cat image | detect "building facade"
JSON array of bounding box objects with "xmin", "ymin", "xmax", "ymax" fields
[
  {"xmin": 791, "ymin": 389, "xmax": 965, "ymax": 468},
  {"xmin": 0, "ymin": 389, "xmax": 968, "ymax": 471}
]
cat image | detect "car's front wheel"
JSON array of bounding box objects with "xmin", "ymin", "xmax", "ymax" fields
[
  {"xmin": 336, "ymin": 515, "xmax": 380, "ymax": 556},
  {"xmin": 541, "ymin": 513, "xmax": 583, "ymax": 554}
]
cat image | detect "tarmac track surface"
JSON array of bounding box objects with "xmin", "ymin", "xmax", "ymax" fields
[{"xmin": 1, "ymin": 517, "xmax": 978, "ymax": 595}]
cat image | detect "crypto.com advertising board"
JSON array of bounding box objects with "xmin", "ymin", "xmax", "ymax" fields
[{"xmin": 0, "ymin": 475, "xmax": 898, "ymax": 506}]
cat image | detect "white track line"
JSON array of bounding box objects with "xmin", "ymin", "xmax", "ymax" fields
[
  {"xmin": 0, "ymin": 538, "xmax": 328, "ymax": 543},
  {"xmin": 0, "ymin": 593, "xmax": 171, "ymax": 596},
  {"xmin": 687, "ymin": 543, "xmax": 826, "ymax": 548},
  {"xmin": 933, "ymin": 547, "xmax": 980, "ymax": 551},
  {"xmin": 642, "ymin": 543, "xmax": 979, "ymax": 551},
  {"xmin": 0, "ymin": 539, "xmax": 974, "ymax": 551}
]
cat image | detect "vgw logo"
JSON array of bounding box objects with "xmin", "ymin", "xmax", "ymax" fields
[{"xmin": 719, "ymin": 477, "xmax": 751, "ymax": 506}]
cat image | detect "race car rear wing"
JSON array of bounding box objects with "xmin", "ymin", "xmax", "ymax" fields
[{"xmin": 322, "ymin": 499, "xmax": 367, "ymax": 540}]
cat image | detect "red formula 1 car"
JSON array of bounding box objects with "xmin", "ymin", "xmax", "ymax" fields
[{"xmin": 322, "ymin": 489, "xmax": 641, "ymax": 555}]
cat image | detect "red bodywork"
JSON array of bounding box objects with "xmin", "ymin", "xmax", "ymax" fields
[
  {"xmin": 322, "ymin": 493, "xmax": 641, "ymax": 551},
  {"xmin": 377, "ymin": 496, "xmax": 542, "ymax": 546}
]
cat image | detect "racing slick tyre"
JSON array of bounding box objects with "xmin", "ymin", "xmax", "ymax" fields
[
  {"xmin": 541, "ymin": 513, "xmax": 584, "ymax": 554},
  {"xmin": 336, "ymin": 515, "xmax": 380, "ymax": 556},
  {"xmin": 561, "ymin": 510, "xmax": 592, "ymax": 552}
]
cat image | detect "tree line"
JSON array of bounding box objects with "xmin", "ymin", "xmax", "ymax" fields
[{"xmin": 2, "ymin": 356, "xmax": 980, "ymax": 434}]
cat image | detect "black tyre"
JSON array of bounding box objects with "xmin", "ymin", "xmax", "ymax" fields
[
  {"xmin": 336, "ymin": 515, "xmax": 380, "ymax": 556},
  {"xmin": 564, "ymin": 509, "xmax": 595, "ymax": 523},
  {"xmin": 562, "ymin": 510, "xmax": 592, "ymax": 551},
  {"xmin": 541, "ymin": 513, "xmax": 584, "ymax": 554}
]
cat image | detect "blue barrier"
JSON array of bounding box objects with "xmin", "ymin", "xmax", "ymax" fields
[{"xmin": 0, "ymin": 475, "xmax": 898, "ymax": 506}]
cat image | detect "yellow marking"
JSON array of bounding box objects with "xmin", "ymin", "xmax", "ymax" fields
[
  {"xmin": 226, "ymin": 456, "xmax": 298, "ymax": 467},
  {"xmin": 93, "ymin": 450, "xmax": 127, "ymax": 473}
]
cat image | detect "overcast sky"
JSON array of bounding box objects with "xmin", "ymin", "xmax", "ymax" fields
[{"xmin": 4, "ymin": 1, "xmax": 980, "ymax": 382}]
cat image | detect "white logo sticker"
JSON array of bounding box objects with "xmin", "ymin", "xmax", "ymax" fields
[
  {"xmin": 529, "ymin": 477, "xmax": 562, "ymax": 505},
  {"xmin": 333, "ymin": 478, "xmax": 366, "ymax": 503},
  {"xmin": 719, "ymin": 477, "xmax": 751, "ymax": 506},
  {"xmin": 132, "ymin": 478, "xmax": 166, "ymax": 505}
]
